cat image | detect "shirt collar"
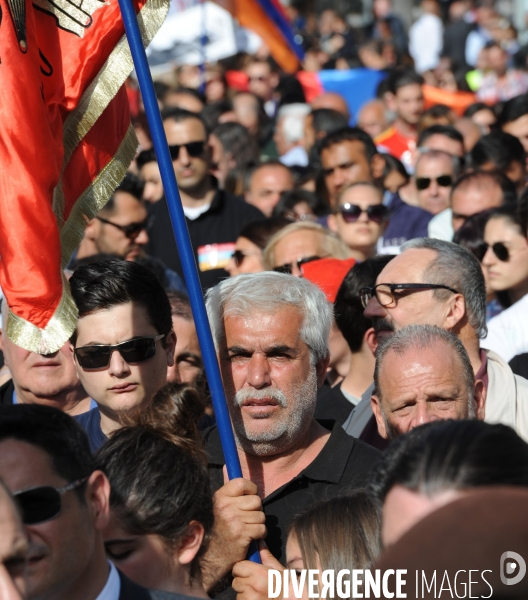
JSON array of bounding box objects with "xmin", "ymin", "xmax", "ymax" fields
[{"xmin": 95, "ymin": 562, "xmax": 121, "ymax": 600}]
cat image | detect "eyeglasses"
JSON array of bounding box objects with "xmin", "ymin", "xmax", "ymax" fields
[
  {"xmin": 231, "ymin": 249, "xmax": 262, "ymax": 267},
  {"xmin": 415, "ymin": 175, "xmax": 453, "ymax": 190},
  {"xmin": 13, "ymin": 478, "xmax": 88, "ymax": 525},
  {"xmin": 95, "ymin": 216, "xmax": 151, "ymax": 240},
  {"xmin": 338, "ymin": 203, "xmax": 389, "ymax": 225},
  {"xmin": 473, "ymin": 241, "xmax": 510, "ymax": 263},
  {"xmin": 360, "ymin": 283, "xmax": 459, "ymax": 309},
  {"xmin": 168, "ymin": 141, "xmax": 206, "ymax": 161},
  {"xmin": 74, "ymin": 335, "xmax": 165, "ymax": 370},
  {"xmin": 273, "ymin": 255, "xmax": 322, "ymax": 275}
]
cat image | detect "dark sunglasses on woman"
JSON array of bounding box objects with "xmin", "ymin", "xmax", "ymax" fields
[
  {"xmin": 231, "ymin": 249, "xmax": 261, "ymax": 268},
  {"xmin": 472, "ymin": 241, "xmax": 510, "ymax": 263},
  {"xmin": 338, "ymin": 203, "xmax": 389, "ymax": 224},
  {"xmin": 14, "ymin": 478, "xmax": 88, "ymax": 525},
  {"xmin": 74, "ymin": 335, "xmax": 165, "ymax": 370},
  {"xmin": 415, "ymin": 175, "xmax": 453, "ymax": 190}
]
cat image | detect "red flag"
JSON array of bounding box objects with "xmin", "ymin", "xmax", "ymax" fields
[{"xmin": 0, "ymin": 0, "xmax": 168, "ymax": 353}]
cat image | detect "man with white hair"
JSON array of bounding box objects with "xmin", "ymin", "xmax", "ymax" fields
[
  {"xmin": 201, "ymin": 272, "xmax": 380, "ymax": 587},
  {"xmin": 273, "ymin": 103, "xmax": 311, "ymax": 167}
]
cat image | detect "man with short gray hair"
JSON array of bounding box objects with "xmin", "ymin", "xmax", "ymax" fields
[
  {"xmin": 362, "ymin": 238, "xmax": 528, "ymax": 441},
  {"xmin": 202, "ymin": 272, "xmax": 380, "ymax": 587},
  {"xmin": 273, "ymin": 103, "xmax": 311, "ymax": 167},
  {"xmin": 371, "ymin": 324, "xmax": 486, "ymax": 440}
]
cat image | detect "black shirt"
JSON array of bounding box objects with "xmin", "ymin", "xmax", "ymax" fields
[
  {"xmin": 0, "ymin": 380, "xmax": 14, "ymax": 406},
  {"xmin": 203, "ymin": 420, "xmax": 381, "ymax": 562},
  {"xmin": 510, "ymin": 353, "xmax": 528, "ymax": 380},
  {"xmin": 146, "ymin": 189, "xmax": 263, "ymax": 290},
  {"xmin": 314, "ymin": 383, "xmax": 354, "ymax": 425}
]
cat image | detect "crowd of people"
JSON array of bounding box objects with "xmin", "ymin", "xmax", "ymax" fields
[{"xmin": 2, "ymin": 0, "xmax": 528, "ymax": 598}]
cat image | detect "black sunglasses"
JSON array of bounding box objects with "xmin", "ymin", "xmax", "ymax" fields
[
  {"xmin": 96, "ymin": 216, "xmax": 151, "ymax": 240},
  {"xmin": 415, "ymin": 175, "xmax": 453, "ymax": 190},
  {"xmin": 231, "ymin": 249, "xmax": 261, "ymax": 268},
  {"xmin": 473, "ymin": 241, "xmax": 509, "ymax": 263},
  {"xmin": 360, "ymin": 283, "xmax": 459, "ymax": 309},
  {"xmin": 273, "ymin": 255, "xmax": 322, "ymax": 275},
  {"xmin": 13, "ymin": 478, "xmax": 88, "ymax": 525},
  {"xmin": 74, "ymin": 335, "xmax": 165, "ymax": 370},
  {"xmin": 338, "ymin": 203, "xmax": 388, "ymax": 224},
  {"xmin": 168, "ymin": 141, "xmax": 206, "ymax": 161}
]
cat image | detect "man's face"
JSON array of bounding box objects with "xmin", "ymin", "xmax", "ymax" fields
[
  {"xmin": 139, "ymin": 162, "xmax": 163, "ymax": 203},
  {"xmin": 272, "ymin": 230, "xmax": 327, "ymax": 277},
  {"xmin": 372, "ymin": 345, "xmax": 481, "ymax": 439},
  {"xmin": 321, "ymin": 140, "xmax": 374, "ymax": 205},
  {"xmin": 245, "ymin": 165, "xmax": 294, "ymax": 217},
  {"xmin": 394, "ymin": 84, "xmax": 424, "ymax": 126},
  {"xmin": 363, "ymin": 249, "xmax": 453, "ymax": 345},
  {"xmin": 0, "ymin": 440, "xmax": 97, "ymax": 600},
  {"xmin": 233, "ymin": 94, "xmax": 260, "ymax": 136},
  {"xmin": 503, "ymin": 114, "xmax": 528, "ymax": 154},
  {"xmin": 415, "ymin": 153, "xmax": 455, "ymax": 215},
  {"xmin": 451, "ymin": 181, "xmax": 502, "ymax": 231},
  {"xmin": 1, "ymin": 337, "xmax": 85, "ymax": 409},
  {"xmin": 167, "ymin": 315, "xmax": 203, "ymax": 385},
  {"xmin": 0, "ymin": 486, "xmax": 27, "ymax": 600},
  {"xmin": 273, "ymin": 118, "xmax": 290, "ymax": 157},
  {"xmin": 219, "ymin": 307, "xmax": 324, "ymax": 456},
  {"xmin": 73, "ymin": 303, "xmax": 175, "ymax": 417},
  {"xmin": 421, "ymin": 133, "xmax": 464, "ymax": 158},
  {"xmin": 163, "ymin": 118, "xmax": 210, "ymax": 193},
  {"xmin": 209, "ymin": 133, "xmax": 234, "ymax": 189},
  {"xmin": 246, "ymin": 63, "xmax": 275, "ymax": 101},
  {"xmin": 488, "ymin": 46, "xmax": 508, "ymax": 75},
  {"xmin": 91, "ymin": 191, "xmax": 149, "ymax": 260},
  {"xmin": 357, "ymin": 102, "xmax": 388, "ymax": 139}
]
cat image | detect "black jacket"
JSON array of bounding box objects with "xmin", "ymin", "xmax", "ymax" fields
[
  {"xmin": 146, "ymin": 189, "xmax": 263, "ymax": 290},
  {"xmin": 0, "ymin": 379, "xmax": 14, "ymax": 406}
]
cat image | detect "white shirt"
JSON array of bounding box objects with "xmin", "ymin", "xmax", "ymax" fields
[
  {"xmin": 279, "ymin": 146, "xmax": 309, "ymax": 167},
  {"xmin": 482, "ymin": 294, "xmax": 528, "ymax": 363},
  {"xmin": 428, "ymin": 208, "xmax": 454, "ymax": 241},
  {"xmin": 183, "ymin": 203, "xmax": 211, "ymax": 220},
  {"xmin": 96, "ymin": 562, "xmax": 121, "ymax": 600},
  {"xmin": 409, "ymin": 13, "xmax": 443, "ymax": 73}
]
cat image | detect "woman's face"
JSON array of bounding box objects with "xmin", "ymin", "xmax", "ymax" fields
[
  {"xmin": 286, "ymin": 534, "xmax": 310, "ymax": 600},
  {"xmin": 225, "ymin": 237, "xmax": 264, "ymax": 276},
  {"xmin": 482, "ymin": 217, "xmax": 528, "ymax": 297},
  {"xmin": 103, "ymin": 514, "xmax": 178, "ymax": 591}
]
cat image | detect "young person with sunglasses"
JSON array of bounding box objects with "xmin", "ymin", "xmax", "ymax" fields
[
  {"xmin": 328, "ymin": 182, "xmax": 389, "ymax": 261},
  {"xmin": 146, "ymin": 108, "xmax": 263, "ymax": 290},
  {"xmin": 0, "ymin": 404, "xmax": 187, "ymax": 600},
  {"xmin": 70, "ymin": 259, "xmax": 176, "ymax": 452},
  {"xmin": 481, "ymin": 207, "xmax": 528, "ymax": 363}
]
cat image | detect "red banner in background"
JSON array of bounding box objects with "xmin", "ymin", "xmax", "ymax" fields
[{"xmin": 0, "ymin": 0, "xmax": 169, "ymax": 353}]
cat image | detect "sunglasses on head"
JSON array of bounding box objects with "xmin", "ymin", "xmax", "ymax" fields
[
  {"xmin": 473, "ymin": 241, "xmax": 510, "ymax": 263},
  {"xmin": 273, "ymin": 255, "xmax": 322, "ymax": 275},
  {"xmin": 168, "ymin": 141, "xmax": 206, "ymax": 161},
  {"xmin": 74, "ymin": 335, "xmax": 165, "ymax": 370},
  {"xmin": 415, "ymin": 175, "xmax": 453, "ymax": 190},
  {"xmin": 95, "ymin": 216, "xmax": 151, "ymax": 240},
  {"xmin": 338, "ymin": 203, "xmax": 388, "ymax": 224},
  {"xmin": 13, "ymin": 478, "xmax": 88, "ymax": 525}
]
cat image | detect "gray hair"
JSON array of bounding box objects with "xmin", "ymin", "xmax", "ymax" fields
[
  {"xmin": 401, "ymin": 238, "xmax": 487, "ymax": 338},
  {"xmin": 277, "ymin": 103, "xmax": 311, "ymax": 144},
  {"xmin": 374, "ymin": 324, "xmax": 475, "ymax": 410},
  {"xmin": 205, "ymin": 272, "xmax": 332, "ymax": 363}
]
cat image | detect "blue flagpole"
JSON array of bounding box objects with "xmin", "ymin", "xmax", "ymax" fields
[{"xmin": 118, "ymin": 0, "xmax": 260, "ymax": 563}]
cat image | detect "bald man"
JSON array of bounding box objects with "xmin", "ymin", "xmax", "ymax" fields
[
  {"xmin": 357, "ymin": 99, "xmax": 388, "ymax": 139},
  {"xmin": 311, "ymin": 92, "xmax": 350, "ymax": 120},
  {"xmin": 454, "ymin": 118, "xmax": 482, "ymax": 152}
]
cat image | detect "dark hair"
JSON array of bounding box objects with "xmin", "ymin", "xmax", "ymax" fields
[
  {"xmin": 334, "ymin": 256, "xmax": 395, "ymax": 352},
  {"xmin": 387, "ymin": 69, "xmax": 424, "ymax": 95},
  {"xmin": 369, "ymin": 420, "xmax": 528, "ymax": 509},
  {"xmin": 272, "ymin": 190, "xmax": 330, "ymax": 220},
  {"xmin": 451, "ymin": 169, "xmax": 518, "ymax": 208},
  {"xmin": 470, "ymin": 131, "xmax": 526, "ymax": 171},
  {"xmin": 487, "ymin": 204, "xmax": 527, "ymax": 238},
  {"xmin": 0, "ymin": 405, "xmax": 95, "ymax": 501},
  {"xmin": 136, "ymin": 148, "xmax": 157, "ymax": 171},
  {"xmin": 499, "ymin": 94, "xmax": 528, "ymax": 125},
  {"xmin": 417, "ymin": 124, "xmax": 464, "ymax": 149},
  {"xmin": 452, "ymin": 208, "xmax": 496, "ymax": 251},
  {"xmin": 311, "ymin": 109, "xmax": 349, "ymax": 137},
  {"xmin": 201, "ymin": 100, "xmax": 234, "ymax": 132},
  {"xmin": 237, "ymin": 217, "xmax": 290, "ymax": 250},
  {"xmin": 464, "ymin": 102, "xmax": 496, "ymax": 119},
  {"xmin": 161, "ymin": 106, "xmax": 209, "ymax": 136},
  {"xmin": 102, "ymin": 172, "xmax": 144, "ymax": 214},
  {"xmin": 275, "ymin": 75, "xmax": 306, "ymax": 107},
  {"xmin": 212, "ymin": 122, "xmax": 259, "ymax": 170},
  {"xmin": 69, "ymin": 259, "xmax": 172, "ymax": 345},
  {"xmin": 96, "ymin": 384, "xmax": 213, "ymax": 581},
  {"xmin": 383, "ymin": 153, "xmax": 410, "ymax": 184},
  {"xmin": 319, "ymin": 127, "xmax": 378, "ymax": 162},
  {"xmin": 165, "ymin": 86, "xmax": 205, "ymax": 105},
  {"xmin": 422, "ymin": 104, "xmax": 454, "ymax": 120},
  {"xmin": 167, "ymin": 290, "xmax": 193, "ymax": 321},
  {"xmin": 153, "ymin": 81, "xmax": 170, "ymax": 101}
]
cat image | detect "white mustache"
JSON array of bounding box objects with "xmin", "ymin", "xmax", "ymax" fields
[{"xmin": 234, "ymin": 387, "xmax": 288, "ymax": 408}]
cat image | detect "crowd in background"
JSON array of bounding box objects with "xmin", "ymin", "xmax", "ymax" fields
[{"xmin": 2, "ymin": 0, "xmax": 528, "ymax": 598}]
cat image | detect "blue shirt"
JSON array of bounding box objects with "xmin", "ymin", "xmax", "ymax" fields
[
  {"xmin": 381, "ymin": 192, "xmax": 433, "ymax": 252},
  {"xmin": 75, "ymin": 408, "xmax": 107, "ymax": 453}
]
